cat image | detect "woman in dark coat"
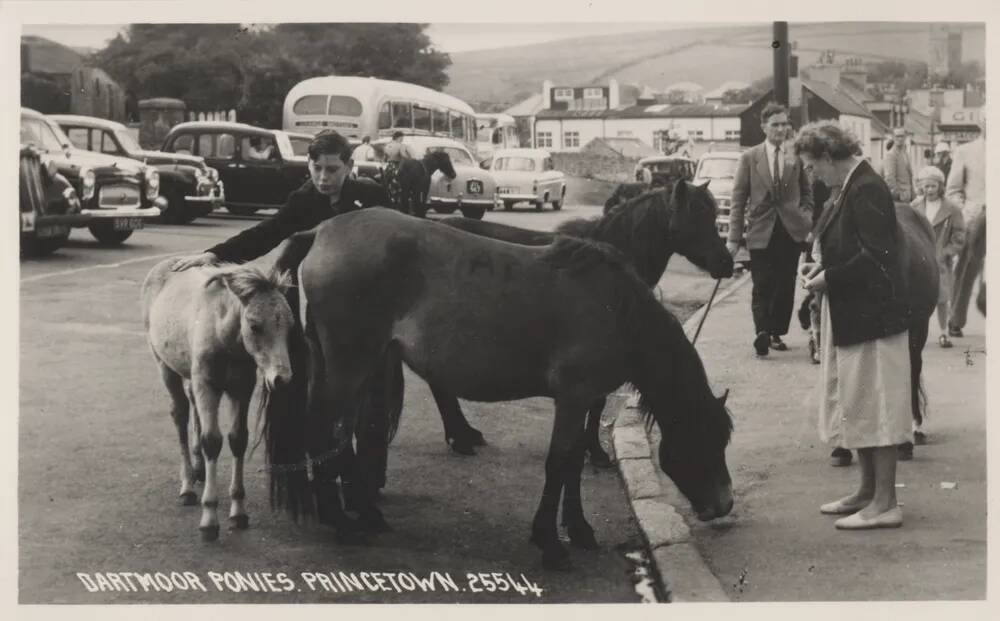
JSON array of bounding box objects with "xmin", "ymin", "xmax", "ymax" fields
[{"xmin": 795, "ymin": 121, "xmax": 911, "ymax": 530}]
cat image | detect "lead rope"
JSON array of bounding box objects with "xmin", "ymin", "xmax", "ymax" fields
[{"xmin": 691, "ymin": 278, "xmax": 722, "ymax": 345}]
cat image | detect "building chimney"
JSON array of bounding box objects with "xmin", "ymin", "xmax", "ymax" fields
[
  {"xmin": 542, "ymin": 79, "xmax": 553, "ymax": 110},
  {"xmin": 609, "ymin": 78, "xmax": 620, "ymax": 109}
]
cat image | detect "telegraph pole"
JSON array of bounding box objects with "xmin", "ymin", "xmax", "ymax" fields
[{"xmin": 773, "ymin": 22, "xmax": 790, "ymax": 107}]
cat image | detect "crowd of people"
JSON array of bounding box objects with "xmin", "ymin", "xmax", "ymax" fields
[{"xmin": 725, "ymin": 104, "xmax": 986, "ymax": 531}]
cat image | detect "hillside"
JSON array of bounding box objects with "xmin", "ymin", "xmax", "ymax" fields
[{"xmin": 443, "ymin": 22, "xmax": 986, "ymax": 106}]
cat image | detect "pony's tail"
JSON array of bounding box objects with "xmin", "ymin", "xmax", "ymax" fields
[
  {"xmin": 263, "ymin": 233, "xmax": 319, "ymax": 522},
  {"xmin": 909, "ymin": 322, "xmax": 929, "ymax": 427}
]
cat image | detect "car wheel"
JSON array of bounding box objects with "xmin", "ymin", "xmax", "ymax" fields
[
  {"xmin": 226, "ymin": 205, "xmax": 259, "ymax": 216},
  {"xmin": 534, "ymin": 200, "xmax": 544, "ymax": 211},
  {"xmin": 460, "ymin": 206, "xmax": 486, "ymax": 220},
  {"xmin": 21, "ymin": 232, "xmax": 70, "ymax": 257},
  {"xmin": 503, "ymin": 200, "xmax": 514, "ymax": 211},
  {"xmin": 434, "ymin": 205, "xmax": 457, "ymax": 215},
  {"xmin": 88, "ymin": 222, "xmax": 133, "ymax": 246},
  {"xmin": 161, "ymin": 189, "xmax": 199, "ymax": 224}
]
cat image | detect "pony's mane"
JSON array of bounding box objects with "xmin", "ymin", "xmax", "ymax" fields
[
  {"xmin": 628, "ymin": 289, "xmax": 734, "ymax": 456},
  {"xmin": 539, "ymin": 235, "xmax": 633, "ymax": 277},
  {"xmin": 209, "ymin": 263, "xmax": 292, "ymax": 299}
]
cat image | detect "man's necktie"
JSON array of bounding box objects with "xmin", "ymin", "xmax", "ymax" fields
[{"xmin": 773, "ymin": 145, "xmax": 782, "ymax": 201}]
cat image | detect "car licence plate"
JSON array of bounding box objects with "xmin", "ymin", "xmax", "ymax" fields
[
  {"xmin": 113, "ymin": 218, "xmax": 144, "ymax": 232},
  {"xmin": 467, "ymin": 180, "xmax": 483, "ymax": 194}
]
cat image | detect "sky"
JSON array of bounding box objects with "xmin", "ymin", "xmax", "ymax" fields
[{"xmin": 21, "ymin": 22, "xmax": 741, "ymax": 53}]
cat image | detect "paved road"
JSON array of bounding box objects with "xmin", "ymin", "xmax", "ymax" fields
[{"xmin": 19, "ymin": 203, "xmax": 721, "ymax": 604}]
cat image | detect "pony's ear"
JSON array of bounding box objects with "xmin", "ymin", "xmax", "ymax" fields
[
  {"xmin": 717, "ymin": 388, "xmax": 730, "ymax": 407},
  {"xmin": 697, "ymin": 180, "xmax": 711, "ymax": 190},
  {"xmin": 205, "ymin": 272, "xmax": 250, "ymax": 303},
  {"xmin": 269, "ymin": 267, "xmax": 295, "ymax": 293}
]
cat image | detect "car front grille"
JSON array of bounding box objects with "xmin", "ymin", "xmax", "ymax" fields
[
  {"xmin": 98, "ymin": 184, "xmax": 141, "ymax": 208},
  {"xmin": 20, "ymin": 152, "xmax": 46, "ymax": 215}
]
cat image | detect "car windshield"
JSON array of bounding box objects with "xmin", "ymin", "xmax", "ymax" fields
[
  {"xmin": 289, "ymin": 137, "xmax": 310, "ymax": 157},
  {"xmin": 496, "ymin": 157, "xmax": 535, "ymax": 172},
  {"xmin": 697, "ymin": 158, "xmax": 737, "ymax": 179},
  {"xmin": 429, "ymin": 146, "xmax": 473, "ymax": 167},
  {"xmin": 115, "ymin": 130, "xmax": 142, "ymax": 153},
  {"xmin": 21, "ymin": 118, "xmax": 67, "ymax": 152}
]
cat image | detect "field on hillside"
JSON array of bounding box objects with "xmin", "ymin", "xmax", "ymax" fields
[{"xmin": 444, "ymin": 22, "xmax": 986, "ymax": 105}]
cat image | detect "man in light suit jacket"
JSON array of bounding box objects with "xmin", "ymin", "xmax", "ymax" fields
[
  {"xmin": 945, "ymin": 118, "xmax": 986, "ymax": 337},
  {"xmin": 727, "ymin": 103, "xmax": 814, "ymax": 356}
]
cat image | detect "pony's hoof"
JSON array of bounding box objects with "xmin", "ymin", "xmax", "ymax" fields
[
  {"xmin": 199, "ymin": 524, "xmax": 220, "ymax": 542},
  {"xmin": 448, "ymin": 438, "xmax": 477, "ymax": 456},
  {"xmin": 179, "ymin": 492, "xmax": 198, "ymax": 506},
  {"xmin": 228, "ymin": 514, "xmax": 250, "ymax": 530},
  {"xmin": 568, "ymin": 524, "xmax": 599, "ymax": 549},
  {"xmin": 468, "ymin": 428, "xmax": 487, "ymax": 447},
  {"xmin": 588, "ymin": 448, "xmax": 615, "ymax": 469}
]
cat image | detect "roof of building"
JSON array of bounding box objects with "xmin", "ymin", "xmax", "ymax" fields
[
  {"xmin": 704, "ymin": 80, "xmax": 751, "ymax": 99},
  {"xmin": 664, "ymin": 81, "xmax": 704, "ymax": 93},
  {"xmin": 585, "ymin": 137, "xmax": 660, "ymax": 159},
  {"xmin": 537, "ymin": 102, "xmax": 747, "ymax": 120},
  {"xmin": 801, "ymin": 78, "xmax": 872, "ymax": 119},
  {"xmin": 503, "ymin": 94, "xmax": 544, "ymax": 117},
  {"xmin": 21, "ymin": 35, "xmax": 82, "ymax": 75}
]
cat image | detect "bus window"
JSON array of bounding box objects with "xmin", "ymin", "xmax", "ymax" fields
[
  {"xmin": 450, "ymin": 112, "xmax": 465, "ymax": 140},
  {"xmin": 432, "ymin": 108, "xmax": 448, "ymax": 134},
  {"xmin": 466, "ymin": 117, "xmax": 475, "ymax": 143},
  {"xmin": 328, "ymin": 95, "xmax": 362, "ymax": 116},
  {"xmin": 378, "ymin": 102, "xmax": 392, "ymax": 130},
  {"xmin": 413, "ymin": 105, "xmax": 431, "ymax": 132},
  {"xmin": 293, "ymin": 95, "xmax": 328, "ymax": 115},
  {"xmin": 391, "ymin": 102, "xmax": 412, "ymax": 129}
]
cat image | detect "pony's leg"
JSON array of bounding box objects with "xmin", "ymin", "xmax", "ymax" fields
[
  {"xmin": 563, "ymin": 417, "xmax": 598, "ymax": 549},
  {"xmin": 158, "ymin": 362, "xmax": 198, "ymax": 506},
  {"xmin": 190, "ymin": 376, "xmax": 224, "ymax": 542},
  {"xmin": 226, "ymin": 387, "xmax": 252, "ymax": 530},
  {"xmin": 429, "ymin": 384, "xmax": 486, "ymax": 455},
  {"xmin": 531, "ymin": 401, "xmax": 588, "ymax": 570},
  {"xmin": 185, "ymin": 382, "xmax": 205, "ymax": 482},
  {"xmin": 584, "ymin": 396, "xmax": 613, "ymax": 468}
]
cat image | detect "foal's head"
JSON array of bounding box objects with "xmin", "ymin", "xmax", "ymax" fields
[
  {"xmin": 425, "ymin": 149, "xmax": 457, "ymax": 180},
  {"xmin": 665, "ymin": 181, "xmax": 734, "ymax": 279},
  {"xmin": 206, "ymin": 266, "xmax": 295, "ymax": 390}
]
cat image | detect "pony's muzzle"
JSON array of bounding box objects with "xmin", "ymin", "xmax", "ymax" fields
[{"xmin": 696, "ymin": 486, "xmax": 734, "ymax": 521}]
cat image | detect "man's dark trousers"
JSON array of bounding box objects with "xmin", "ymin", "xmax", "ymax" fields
[{"xmin": 749, "ymin": 216, "xmax": 801, "ymax": 338}]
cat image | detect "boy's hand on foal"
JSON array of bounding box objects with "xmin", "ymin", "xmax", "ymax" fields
[{"xmin": 172, "ymin": 252, "xmax": 219, "ymax": 272}]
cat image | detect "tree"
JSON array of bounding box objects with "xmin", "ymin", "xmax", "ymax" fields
[{"xmin": 89, "ymin": 23, "xmax": 453, "ymax": 127}]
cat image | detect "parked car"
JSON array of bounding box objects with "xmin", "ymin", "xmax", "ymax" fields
[
  {"xmin": 693, "ymin": 151, "xmax": 741, "ymax": 239},
  {"xmin": 285, "ymin": 131, "xmax": 315, "ymax": 158},
  {"xmin": 637, "ymin": 154, "xmax": 697, "ymax": 187},
  {"xmin": 161, "ymin": 122, "xmax": 310, "ymax": 215},
  {"xmin": 368, "ymin": 136, "xmax": 497, "ymax": 219},
  {"xmin": 489, "ymin": 148, "xmax": 566, "ymax": 211},
  {"xmin": 50, "ymin": 114, "xmax": 224, "ymax": 224},
  {"xmin": 19, "ymin": 144, "xmax": 90, "ymax": 256},
  {"xmin": 20, "ymin": 108, "xmax": 163, "ymax": 246}
]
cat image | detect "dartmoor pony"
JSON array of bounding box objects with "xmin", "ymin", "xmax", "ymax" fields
[
  {"xmin": 265, "ymin": 208, "xmax": 735, "ymax": 569},
  {"xmin": 396, "ymin": 150, "xmax": 456, "ymax": 218},
  {"xmin": 432, "ymin": 181, "xmax": 734, "ymax": 466},
  {"xmin": 142, "ymin": 259, "xmax": 294, "ymax": 541}
]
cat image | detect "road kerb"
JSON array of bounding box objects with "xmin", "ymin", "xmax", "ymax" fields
[{"xmin": 612, "ymin": 271, "xmax": 751, "ymax": 602}]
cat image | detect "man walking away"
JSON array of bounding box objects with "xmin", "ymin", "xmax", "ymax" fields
[
  {"xmin": 945, "ymin": 115, "xmax": 986, "ymax": 338},
  {"xmin": 727, "ymin": 103, "xmax": 814, "ymax": 357},
  {"xmin": 883, "ymin": 127, "xmax": 915, "ymax": 202}
]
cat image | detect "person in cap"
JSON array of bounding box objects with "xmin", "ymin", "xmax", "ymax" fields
[
  {"xmin": 933, "ymin": 141, "xmax": 953, "ymax": 180},
  {"xmin": 882, "ymin": 127, "xmax": 914, "ymax": 202},
  {"xmin": 945, "ymin": 113, "xmax": 987, "ymax": 337},
  {"xmin": 381, "ymin": 131, "xmax": 415, "ymax": 207}
]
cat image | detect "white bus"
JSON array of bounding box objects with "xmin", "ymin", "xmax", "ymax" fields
[
  {"xmin": 475, "ymin": 113, "xmax": 520, "ymax": 162},
  {"xmin": 283, "ymin": 76, "xmax": 478, "ymax": 154}
]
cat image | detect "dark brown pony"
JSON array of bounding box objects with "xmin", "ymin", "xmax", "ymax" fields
[
  {"xmin": 430, "ymin": 181, "xmax": 734, "ymax": 466},
  {"xmin": 265, "ymin": 208, "xmax": 735, "ymax": 568},
  {"xmin": 396, "ymin": 150, "xmax": 456, "ymax": 218}
]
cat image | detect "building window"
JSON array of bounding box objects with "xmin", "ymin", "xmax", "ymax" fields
[
  {"xmin": 583, "ymin": 87, "xmax": 603, "ymax": 99},
  {"xmin": 536, "ymin": 131, "xmax": 552, "ymax": 148},
  {"xmin": 553, "ymin": 88, "xmax": 574, "ymax": 101},
  {"xmin": 653, "ymin": 130, "xmax": 671, "ymax": 153},
  {"xmin": 725, "ymin": 130, "xmax": 741, "ymax": 140},
  {"xmin": 689, "ymin": 130, "xmax": 704, "ymax": 140},
  {"xmin": 564, "ymin": 131, "xmax": 580, "ymax": 148}
]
